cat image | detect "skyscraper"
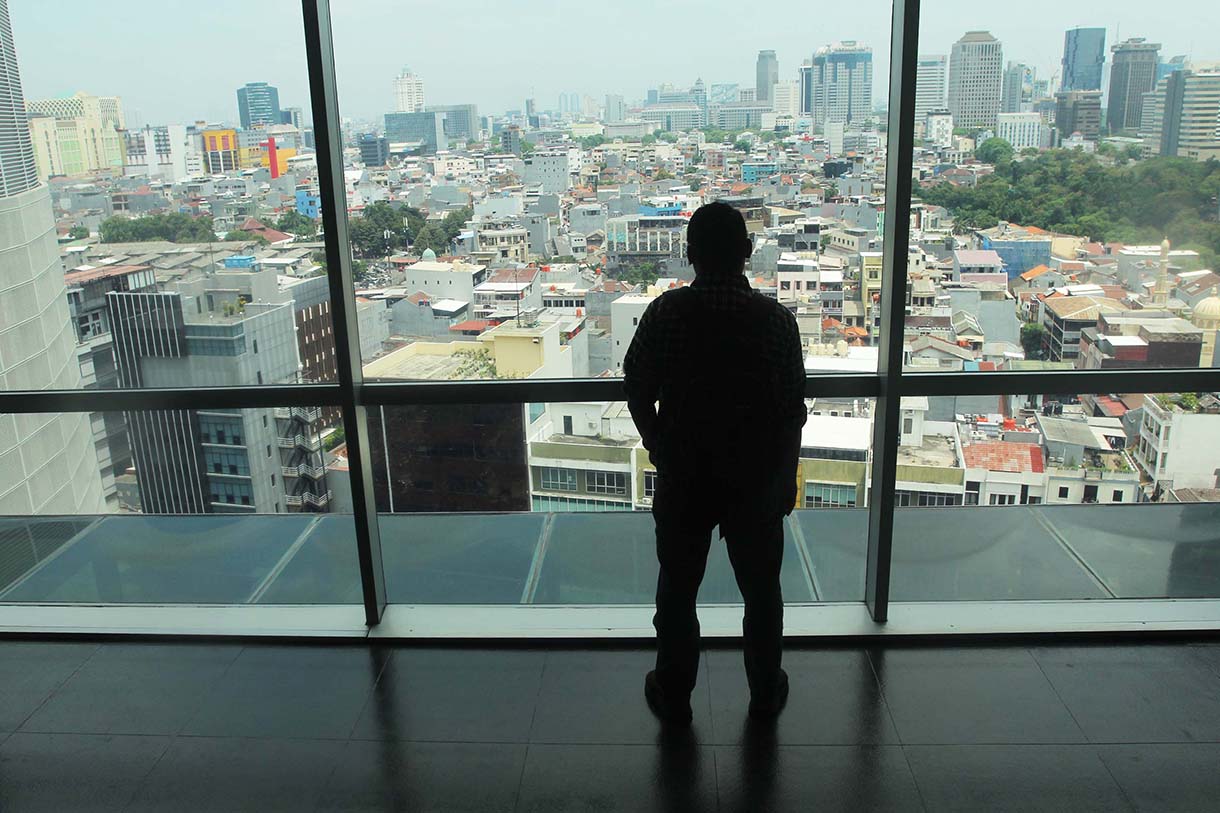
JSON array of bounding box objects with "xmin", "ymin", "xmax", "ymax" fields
[
  {"xmin": 26, "ymin": 91, "xmax": 126, "ymax": 179},
  {"xmin": 756, "ymin": 50, "xmax": 778, "ymax": 103},
  {"xmin": 236, "ymin": 82, "xmax": 282, "ymax": 129},
  {"xmin": 1060, "ymin": 27, "xmax": 1106, "ymax": 92},
  {"xmin": 948, "ymin": 31, "xmax": 1003, "ymax": 129},
  {"xmin": 1143, "ymin": 69, "xmax": 1220, "ymax": 161},
  {"xmin": 0, "ymin": 0, "xmax": 106, "ymax": 514},
  {"xmin": 1108, "ymin": 38, "xmax": 1161, "ymax": 132},
  {"xmin": 799, "ymin": 62, "xmax": 813, "ymax": 115},
  {"xmin": 1055, "ymin": 90, "xmax": 1103, "ymax": 141},
  {"xmin": 914, "ymin": 55, "xmax": 948, "ymax": 123},
  {"xmin": 1001, "ymin": 62, "xmax": 1034, "ymax": 113},
  {"xmin": 604, "ymin": 94, "xmax": 625, "ymax": 124},
  {"xmin": 394, "ymin": 68, "xmax": 425, "ymax": 113},
  {"xmin": 809, "ymin": 41, "xmax": 874, "ymax": 126}
]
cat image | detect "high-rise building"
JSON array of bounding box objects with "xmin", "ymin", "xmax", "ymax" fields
[
  {"xmin": 1054, "ymin": 90, "xmax": 1102, "ymax": 141},
  {"xmin": 393, "ymin": 68, "xmax": 425, "ymax": 113},
  {"xmin": 123, "ymin": 124, "xmax": 196, "ymax": 182},
  {"xmin": 106, "ymin": 290, "xmax": 328, "ymax": 515},
  {"xmin": 799, "ymin": 62, "xmax": 813, "ymax": 115},
  {"xmin": 357, "ymin": 133, "xmax": 389, "ymax": 167},
  {"xmin": 26, "ymin": 91, "xmax": 126, "ymax": 179},
  {"xmin": 1143, "ymin": 69, "xmax": 1220, "ymax": 161},
  {"xmin": 809, "ymin": 41, "xmax": 874, "ymax": 126},
  {"xmin": 384, "ymin": 111, "xmax": 446, "ymax": 154},
  {"xmin": 236, "ymin": 82, "xmax": 281, "ymax": 129},
  {"xmin": 604, "ymin": 94, "xmax": 626, "ymax": 124},
  {"xmin": 1060, "ymin": 27, "xmax": 1106, "ymax": 91},
  {"xmin": 1001, "ymin": 62, "xmax": 1034, "ymax": 113},
  {"xmin": 756, "ymin": 50, "xmax": 779, "ymax": 103},
  {"xmin": 771, "ymin": 80, "xmax": 800, "ymax": 118},
  {"xmin": 426, "ymin": 104, "xmax": 480, "ymax": 142},
  {"xmin": 0, "ymin": 0, "xmax": 106, "ymax": 515},
  {"xmin": 1108, "ymin": 38, "xmax": 1161, "ymax": 133},
  {"xmin": 280, "ymin": 107, "xmax": 304, "ymax": 129},
  {"xmin": 948, "ymin": 31, "xmax": 1003, "ymax": 129},
  {"xmin": 914, "ymin": 55, "xmax": 948, "ymax": 124}
]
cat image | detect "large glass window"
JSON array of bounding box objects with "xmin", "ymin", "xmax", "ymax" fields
[
  {"xmin": 904, "ymin": 3, "xmax": 1220, "ymax": 375},
  {"xmin": 4, "ymin": 1, "xmax": 339, "ymax": 394}
]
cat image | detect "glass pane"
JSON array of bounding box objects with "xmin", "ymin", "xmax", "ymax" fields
[
  {"xmin": 370, "ymin": 397, "xmax": 871, "ymax": 604},
  {"xmin": 334, "ymin": 0, "xmax": 891, "ymax": 377},
  {"xmin": 891, "ymin": 392, "xmax": 1220, "ymax": 601},
  {"xmin": 3, "ymin": 2, "xmax": 341, "ymax": 391},
  {"xmin": 906, "ymin": 7, "xmax": 1220, "ymax": 373},
  {"xmin": 0, "ymin": 406, "xmax": 357, "ymax": 604}
]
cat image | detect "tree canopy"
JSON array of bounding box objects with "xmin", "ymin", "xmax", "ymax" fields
[
  {"xmin": 274, "ymin": 210, "xmax": 318, "ymax": 240},
  {"xmin": 975, "ymin": 137, "xmax": 1015, "ymax": 166},
  {"xmin": 99, "ymin": 213, "xmax": 227, "ymax": 244},
  {"xmin": 916, "ymin": 151, "xmax": 1220, "ymax": 266}
]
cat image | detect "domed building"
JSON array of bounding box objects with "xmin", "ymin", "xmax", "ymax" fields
[{"xmin": 1191, "ymin": 286, "xmax": 1220, "ymax": 366}]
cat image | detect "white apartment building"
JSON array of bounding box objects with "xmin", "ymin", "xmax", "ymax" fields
[
  {"xmin": 124, "ymin": 124, "xmax": 198, "ymax": 182},
  {"xmin": 915, "ymin": 55, "xmax": 948, "ymax": 124},
  {"xmin": 948, "ymin": 31, "xmax": 1003, "ymax": 129},
  {"xmin": 1134, "ymin": 394, "xmax": 1220, "ymax": 496},
  {"xmin": 527, "ymin": 402, "xmax": 650, "ymax": 512},
  {"xmin": 810, "ymin": 41, "xmax": 874, "ymax": 126},
  {"xmin": 996, "ymin": 112, "xmax": 1046, "ymax": 150},
  {"xmin": 393, "ymin": 68, "xmax": 425, "ymax": 112},
  {"xmin": 925, "ymin": 110, "xmax": 954, "ymax": 148},
  {"xmin": 522, "ymin": 150, "xmax": 571, "ymax": 195},
  {"xmin": 610, "ymin": 293, "xmax": 655, "ymax": 370},
  {"xmin": 771, "ymin": 80, "xmax": 801, "ymax": 118},
  {"xmin": 398, "ymin": 259, "xmax": 488, "ymax": 302}
]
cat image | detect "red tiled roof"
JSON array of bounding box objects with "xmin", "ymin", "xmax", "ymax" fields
[
  {"xmin": 1094, "ymin": 395, "xmax": 1128, "ymax": 418},
  {"xmin": 1020, "ymin": 264, "xmax": 1051, "ymax": 281},
  {"xmin": 961, "ymin": 441, "xmax": 1045, "ymax": 474},
  {"xmin": 450, "ymin": 319, "xmax": 491, "ymax": 332}
]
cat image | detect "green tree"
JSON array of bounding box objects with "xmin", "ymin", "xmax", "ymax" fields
[
  {"xmin": 733, "ymin": 139, "xmax": 751, "ymax": 152},
  {"xmin": 641, "ymin": 134, "xmax": 657, "ymax": 146},
  {"xmin": 99, "ymin": 213, "xmax": 221, "ymax": 244},
  {"xmin": 1020, "ymin": 323, "xmax": 1047, "ymax": 360},
  {"xmin": 653, "ymin": 169, "xmax": 674, "ymax": 181},
  {"xmin": 274, "ymin": 210, "xmax": 318, "ymax": 239},
  {"xmin": 225, "ymin": 231, "xmax": 268, "ymax": 246},
  {"xmin": 67, "ymin": 225, "xmax": 89, "ymax": 240},
  {"xmin": 975, "ymin": 137, "xmax": 1015, "ymax": 166},
  {"xmin": 579, "ymin": 134, "xmax": 607, "ymax": 149}
]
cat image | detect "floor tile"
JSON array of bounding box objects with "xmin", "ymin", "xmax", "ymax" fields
[
  {"xmin": 905, "ymin": 744, "xmax": 1133, "ymax": 812},
  {"xmin": 183, "ymin": 646, "xmax": 384, "ymax": 740},
  {"xmin": 351, "ymin": 648, "xmax": 545, "ymax": 743},
  {"xmin": 125, "ymin": 736, "xmax": 346, "ymax": 813},
  {"xmin": 1032, "ymin": 646, "xmax": 1220, "ymax": 743},
  {"xmin": 1097, "ymin": 743, "xmax": 1220, "ymax": 812},
  {"xmin": 706, "ymin": 648, "xmax": 898, "ymax": 745},
  {"xmin": 517, "ymin": 742, "xmax": 717, "ymax": 813},
  {"xmin": 20, "ymin": 644, "xmax": 242, "ymax": 736},
  {"xmin": 0, "ymin": 642, "xmax": 97, "ymax": 730},
  {"xmin": 873, "ymin": 647, "xmax": 1084, "ymax": 744},
  {"xmin": 317, "ymin": 740, "xmax": 527, "ymax": 812},
  {"xmin": 0, "ymin": 732, "xmax": 170, "ymax": 813},
  {"xmin": 529, "ymin": 649, "xmax": 712, "ymax": 744},
  {"xmin": 714, "ymin": 743, "xmax": 923, "ymax": 813}
]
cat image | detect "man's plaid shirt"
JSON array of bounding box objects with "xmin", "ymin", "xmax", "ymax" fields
[{"xmin": 622, "ymin": 273, "xmax": 807, "ymax": 456}]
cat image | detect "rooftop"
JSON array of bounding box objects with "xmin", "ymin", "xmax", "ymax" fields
[{"xmin": 962, "ymin": 441, "xmax": 1045, "ymax": 474}]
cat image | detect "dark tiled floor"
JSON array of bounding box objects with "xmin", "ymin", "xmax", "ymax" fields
[{"xmin": 1, "ymin": 640, "xmax": 1220, "ymax": 811}]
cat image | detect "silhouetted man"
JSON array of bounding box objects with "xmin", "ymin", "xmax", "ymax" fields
[{"xmin": 624, "ymin": 201, "xmax": 806, "ymax": 723}]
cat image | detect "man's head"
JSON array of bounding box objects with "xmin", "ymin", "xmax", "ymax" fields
[{"xmin": 686, "ymin": 201, "xmax": 752, "ymax": 278}]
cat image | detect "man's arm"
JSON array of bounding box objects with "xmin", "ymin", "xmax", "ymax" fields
[{"xmin": 623, "ymin": 301, "xmax": 662, "ymax": 453}]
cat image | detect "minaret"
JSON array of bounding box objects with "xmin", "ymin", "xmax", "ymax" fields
[{"xmin": 1153, "ymin": 236, "xmax": 1171, "ymax": 307}]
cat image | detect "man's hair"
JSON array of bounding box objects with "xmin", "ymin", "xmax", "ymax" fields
[{"xmin": 686, "ymin": 201, "xmax": 751, "ymax": 275}]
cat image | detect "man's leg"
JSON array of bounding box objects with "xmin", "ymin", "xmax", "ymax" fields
[
  {"xmin": 653, "ymin": 509, "xmax": 714, "ymax": 701},
  {"xmin": 723, "ymin": 515, "xmax": 786, "ymax": 701}
]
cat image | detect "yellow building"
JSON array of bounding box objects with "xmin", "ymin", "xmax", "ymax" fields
[
  {"xmin": 1191, "ymin": 288, "xmax": 1220, "ymax": 366},
  {"xmin": 201, "ymin": 128, "xmax": 239, "ymax": 173},
  {"xmin": 27, "ymin": 94, "xmax": 126, "ymax": 179}
]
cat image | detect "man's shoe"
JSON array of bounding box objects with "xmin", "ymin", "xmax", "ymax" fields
[
  {"xmin": 748, "ymin": 668, "xmax": 789, "ymax": 719},
  {"xmin": 644, "ymin": 670, "xmax": 693, "ymax": 725}
]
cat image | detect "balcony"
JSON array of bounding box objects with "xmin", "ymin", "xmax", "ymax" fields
[
  {"xmin": 282, "ymin": 490, "xmax": 332, "ymax": 508},
  {"xmin": 274, "ymin": 406, "xmax": 321, "ymax": 423},
  {"xmin": 281, "ymin": 463, "xmax": 326, "ymax": 480},
  {"xmin": 278, "ymin": 433, "xmax": 321, "ymax": 452}
]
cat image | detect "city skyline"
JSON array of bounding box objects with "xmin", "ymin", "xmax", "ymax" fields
[{"xmin": 9, "ymin": 0, "xmax": 1212, "ymax": 125}]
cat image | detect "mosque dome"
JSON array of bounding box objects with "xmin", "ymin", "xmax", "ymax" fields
[
  {"xmin": 421, "ymin": 247, "xmax": 437, "ymax": 261},
  {"xmin": 1194, "ymin": 288, "xmax": 1220, "ymax": 327}
]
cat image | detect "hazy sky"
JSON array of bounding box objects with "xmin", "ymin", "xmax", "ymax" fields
[{"xmin": 9, "ymin": 0, "xmax": 1213, "ymax": 127}]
